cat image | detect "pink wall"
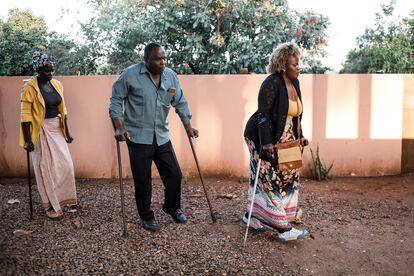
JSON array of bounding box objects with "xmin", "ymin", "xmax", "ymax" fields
[{"xmin": 0, "ymin": 74, "xmax": 410, "ymax": 178}]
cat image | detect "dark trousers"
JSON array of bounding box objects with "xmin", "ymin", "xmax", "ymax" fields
[{"xmin": 126, "ymin": 138, "xmax": 182, "ymax": 220}]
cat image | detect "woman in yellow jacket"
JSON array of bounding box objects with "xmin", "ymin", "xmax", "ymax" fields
[{"xmin": 20, "ymin": 51, "xmax": 77, "ymax": 219}]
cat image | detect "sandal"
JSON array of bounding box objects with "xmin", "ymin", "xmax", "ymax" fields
[
  {"xmin": 46, "ymin": 208, "xmax": 63, "ymax": 220},
  {"xmin": 63, "ymin": 205, "xmax": 77, "ymax": 213}
]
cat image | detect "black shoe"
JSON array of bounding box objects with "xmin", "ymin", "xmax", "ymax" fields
[
  {"xmin": 162, "ymin": 206, "xmax": 188, "ymax": 223},
  {"xmin": 141, "ymin": 218, "xmax": 160, "ymax": 231}
]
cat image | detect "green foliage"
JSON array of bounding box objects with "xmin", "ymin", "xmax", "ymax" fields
[
  {"xmin": 310, "ymin": 145, "xmax": 333, "ymax": 181},
  {"xmin": 47, "ymin": 32, "xmax": 98, "ymax": 75},
  {"xmin": 0, "ymin": 9, "xmax": 96, "ymax": 76},
  {"xmin": 1, "ymin": 1, "xmax": 331, "ymax": 75},
  {"xmin": 84, "ymin": 0, "xmax": 330, "ymax": 74},
  {"xmin": 0, "ymin": 9, "xmax": 48, "ymax": 76},
  {"xmin": 341, "ymin": 0, "xmax": 414, "ymax": 73}
]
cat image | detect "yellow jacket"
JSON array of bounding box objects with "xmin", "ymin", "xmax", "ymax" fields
[{"xmin": 19, "ymin": 77, "xmax": 68, "ymax": 147}]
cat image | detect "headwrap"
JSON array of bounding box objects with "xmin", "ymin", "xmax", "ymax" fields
[{"xmin": 32, "ymin": 51, "xmax": 56, "ymax": 71}]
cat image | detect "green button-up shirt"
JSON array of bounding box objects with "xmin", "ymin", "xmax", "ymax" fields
[{"xmin": 109, "ymin": 62, "xmax": 192, "ymax": 145}]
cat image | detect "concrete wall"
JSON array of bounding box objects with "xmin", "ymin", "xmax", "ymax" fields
[
  {"xmin": 402, "ymin": 75, "xmax": 414, "ymax": 173},
  {"xmin": 0, "ymin": 74, "xmax": 412, "ymax": 178}
]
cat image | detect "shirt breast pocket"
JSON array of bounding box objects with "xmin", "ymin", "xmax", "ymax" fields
[
  {"xmin": 129, "ymin": 86, "xmax": 144, "ymax": 118},
  {"xmin": 161, "ymin": 87, "xmax": 175, "ymax": 108},
  {"xmin": 131, "ymin": 85, "xmax": 144, "ymax": 103}
]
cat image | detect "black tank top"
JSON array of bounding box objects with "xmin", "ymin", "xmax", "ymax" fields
[{"xmin": 40, "ymin": 86, "xmax": 62, "ymax": 118}]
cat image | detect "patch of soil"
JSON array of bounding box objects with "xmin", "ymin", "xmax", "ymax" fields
[{"xmin": 1, "ymin": 175, "xmax": 413, "ymax": 275}]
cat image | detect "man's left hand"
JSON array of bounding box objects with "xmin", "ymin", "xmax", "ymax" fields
[{"xmin": 184, "ymin": 123, "xmax": 199, "ymax": 138}]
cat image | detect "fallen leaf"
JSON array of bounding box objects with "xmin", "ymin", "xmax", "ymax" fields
[
  {"xmin": 7, "ymin": 199, "xmax": 20, "ymax": 204},
  {"xmin": 217, "ymin": 194, "xmax": 236, "ymax": 199},
  {"xmin": 13, "ymin": 229, "xmax": 33, "ymax": 237},
  {"xmin": 73, "ymin": 219, "xmax": 81, "ymax": 229}
]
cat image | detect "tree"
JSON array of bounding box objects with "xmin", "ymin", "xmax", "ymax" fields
[
  {"xmin": 1, "ymin": 2, "xmax": 331, "ymax": 75},
  {"xmin": 0, "ymin": 9, "xmax": 97, "ymax": 76},
  {"xmin": 47, "ymin": 32, "xmax": 98, "ymax": 75},
  {"xmin": 84, "ymin": 0, "xmax": 330, "ymax": 74},
  {"xmin": 341, "ymin": 0, "xmax": 414, "ymax": 73},
  {"xmin": 0, "ymin": 9, "xmax": 48, "ymax": 76}
]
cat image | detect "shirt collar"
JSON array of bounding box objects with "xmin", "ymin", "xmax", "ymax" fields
[{"xmin": 139, "ymin": 62, "xmax": 148, "ymax": 74}]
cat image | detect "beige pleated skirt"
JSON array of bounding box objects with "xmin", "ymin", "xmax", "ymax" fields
[{"xmin": 31, "ymin": 116, "xmax": 77, "ymax": 214}]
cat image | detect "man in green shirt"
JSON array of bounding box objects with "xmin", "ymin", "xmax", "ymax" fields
[{"xmin": 109, "ymin": 43, "xmax": 198, "ymax": 231}]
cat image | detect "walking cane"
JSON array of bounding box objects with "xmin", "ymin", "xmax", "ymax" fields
[
  {"xmin": 243, "ymin": 158, "xmax": 261, "ymax": 247},
  {"xmin": 26, "ymin": 151, "xmax": 33, "ymax": 219},
  {"xmin": 22, "ymin": 80, "xmax": 33, "ymax": 219},
  {"xmin": 112, "ymin": 121, "xmax": 128, "ymax": 237},
  {"xmin": 187, "ymin": 134, "xmax": 217, "ymax": 223}
]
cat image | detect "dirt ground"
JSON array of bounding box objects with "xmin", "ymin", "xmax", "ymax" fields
[{"xmin": 1, "ymin": 174, "xmax": 413, "ymax": 275}]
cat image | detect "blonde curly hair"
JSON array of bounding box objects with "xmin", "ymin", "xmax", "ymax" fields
[{"xmin": 266, "ymin": 42, "xmax": 301, "ymax": 74}]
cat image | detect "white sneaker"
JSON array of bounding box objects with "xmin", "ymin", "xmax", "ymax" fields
[
  {"xmin": 276, "ymin": 227, "xmax": 308, "ymax": 242},
  {"xmin": 242, "ymin": 213, "xmax": 266, "ymax": 232}
]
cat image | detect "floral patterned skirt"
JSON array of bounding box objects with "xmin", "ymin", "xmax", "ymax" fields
[{"xmin": 245, "ymin": 119, "xmax": 300, "ymax": 230}]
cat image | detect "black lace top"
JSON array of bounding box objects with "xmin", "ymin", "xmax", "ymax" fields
[{"xmin": 244, "ymin": 73, "xmax": 303, "ymax": 147}]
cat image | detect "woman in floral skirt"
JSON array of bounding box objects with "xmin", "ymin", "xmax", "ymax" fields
[{"xmin": 243, "ymin": 42, "xmax": 309, "ymax": 241}]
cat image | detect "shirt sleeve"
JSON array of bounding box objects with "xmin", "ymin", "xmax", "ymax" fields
[
  {"xmin": 257, "ymin": 77, "xmax": 277, "ymax": 145},
  {"xmin": 171, "ymin": 74, "xmax": 191, "ymax": 125},
  {"xmin": 109, "ymin": 71, "xmax": 129, "ymax": 120},
  {"xmin": 58, "ymin": 81, "xmax": 68, "ymax": 115},
  {"xmin": 20, "ymin": 85, "xmax": 34, "ymax": 122}
]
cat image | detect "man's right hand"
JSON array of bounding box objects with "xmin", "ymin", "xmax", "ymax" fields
[
  {"xmin": 24, "ymin": 141, "xmax": 34, "ymax": 152},
  {"xmin": 115, "ymin": 127, "xmax": 130, "ymax": 142}
]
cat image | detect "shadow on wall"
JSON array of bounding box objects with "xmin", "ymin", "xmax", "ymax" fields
[{"xmin": 303, "ymin": 74, "xmax": 405, "ymax": 176}]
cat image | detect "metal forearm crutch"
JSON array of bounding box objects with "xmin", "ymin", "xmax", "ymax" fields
[
  {"xmin": 187, "ymin": 134, "xmax": 217, "ymax": 223},
  {"xmin": 112, "ymin": 121, "xmax": 128, "ymax": 237},
  {"xmin": 243, "ymin": 115, "xmax": 267, "ymax": 246},
  {"xmin": 243, "ymin": 158, "xmax": 261, "ymax": 247},
  {"xmin": 26, "ymin": 151, "xmax": 33, "ymax": 219}
]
